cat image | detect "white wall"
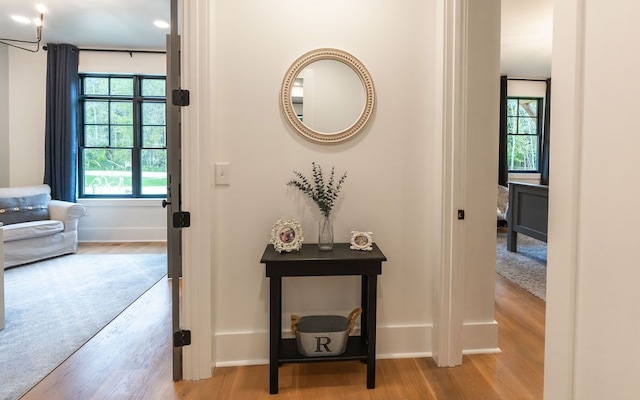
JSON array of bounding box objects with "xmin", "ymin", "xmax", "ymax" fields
[
  {"xmin": 78, "ymin": 51, "xmax": 165, "ymax": 75},
  {"xmin": 545, "ymin": 0, "xmax": 640, "ymax": 398},
  {"xmin": 4, "ymin": 47, "xmax": 166, "ymax": 241},
  {"xmin": 508, "ymin": 79, "xmax": 546, "ymax": 98},
  {"xmin": 7, "ymin": 48, "xmax": 47, "ymax": 186},
  {"xmin": 0, "ymin": 44, "xmax": 8, "ymax": 187},
  {"xmin": 211, "ymin": 0, "xmax": 433, "ymax": 364},
  {"xmin": 208, "ymin": 0, "xmax": 499, "ymax": 366}
]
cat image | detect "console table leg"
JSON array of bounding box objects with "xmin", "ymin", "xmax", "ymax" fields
[
  {"xmin": 269, "ymin": 277, "xmax": 281, "ymax": 394},
  {"xmin": 366, "ymin": 274, "xmax": 377, "ymax": 389},
  {"xmin": 360, "ymin": 275, "xmax": 368, "ymax": 337}
]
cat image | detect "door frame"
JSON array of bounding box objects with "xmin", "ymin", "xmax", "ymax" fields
[
  {"xmin": 179, "ymin": 0, "xmax": 214, "ymax": 380},
  {"xmin": 543, "ymin": 0, "xmax": 584, "ymax": 397},
  {"xmin": 431, "ymin": 0, "xmax": 468, "ymax": 367}
]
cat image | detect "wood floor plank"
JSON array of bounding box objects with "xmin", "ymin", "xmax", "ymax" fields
[{"xmin": 23, "ymin": 243, "xmax": 545, "ymax": 400}]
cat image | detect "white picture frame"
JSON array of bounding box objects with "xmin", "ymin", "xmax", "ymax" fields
[
  {"xmin": 270, "ymin": 218, "xmax": 304, "ymax": 253},
  {"xmin": 350, "ymin": 231, "xmax": 373, "ymax": 251}
]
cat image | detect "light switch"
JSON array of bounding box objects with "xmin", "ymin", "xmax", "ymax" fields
[{"xmin": 215, "ymin": 162, "xmax": 230, "ymax": 185}]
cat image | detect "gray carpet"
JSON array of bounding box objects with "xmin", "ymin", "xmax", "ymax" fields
[
  {"xmin": 0, "ymin": 253, "xmax": 167, "ymax": 400},
  {"xmin": 496, "ymin": 231, "xmax": 547, "ymax": 301}
]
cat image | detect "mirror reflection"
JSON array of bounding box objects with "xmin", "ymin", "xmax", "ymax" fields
[{"xmin": 292, "ymin": 60, "xmax": 366, "ymax": 134}]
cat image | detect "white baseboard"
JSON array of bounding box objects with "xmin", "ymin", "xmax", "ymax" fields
[
  {"xmin": 214, "ymin": 330, "xmax": 270, "ymax": 367},
  {"xmin": 462, "ymin": 320, "xmax": 500, "ymax": 351},
  {"xmin": 212, "ymin": 321, "xmax": 498, "ymax": 367},
  {"xmin": 78, "ymin": 227, "xmax": 166, "ymax": 242}
]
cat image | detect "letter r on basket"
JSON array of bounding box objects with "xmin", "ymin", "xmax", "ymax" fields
[{"xmin": 315, "ymin": 336, "xmax": 332, "ymax": 353}]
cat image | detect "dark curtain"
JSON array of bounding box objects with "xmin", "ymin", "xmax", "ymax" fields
[
  {"xmin": 43, "ymin": 43, "xmax": 79, "ymax": 202},
  {"xmin": 540, "ymin": 78, "xmax": 551, "ymax": 186},
  {"xmin": 498, "ymin": 75, "xmax": 508, "ymax": 186}
]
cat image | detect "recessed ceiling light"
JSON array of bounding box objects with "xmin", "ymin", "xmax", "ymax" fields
[
  {"xmin": 11, "ymin": 15, "xmax": 32, "ymax": 24},
  {"xmin": 153, "ymin": 20, "xmax": 170, "ymax": 29}
]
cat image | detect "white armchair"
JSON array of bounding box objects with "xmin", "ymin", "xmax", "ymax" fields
[
  {"xmin": 1, "ymin": 184, "xmax": 86, "ymax": 268},
  {"xmin": 497, "ymin": 184, "xmax": 509, "ymax": 227}
]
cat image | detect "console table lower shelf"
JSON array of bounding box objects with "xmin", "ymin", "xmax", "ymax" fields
[
  {"xmin": 260, "ymin": 243, "xmax": 387, "ymax": 395},
  {"xmin": 279, "ymin": 336, "xmax": 368, "ymax": 363}
]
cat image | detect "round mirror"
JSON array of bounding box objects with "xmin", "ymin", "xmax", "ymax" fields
[{"xmin": 281, "ymin": 48, "xmax": 375, "ymax": 144}]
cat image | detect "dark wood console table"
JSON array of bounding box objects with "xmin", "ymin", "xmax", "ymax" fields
[{"xmin": 260, "ymin": 243, "xmax": 387, "ymax": 394}]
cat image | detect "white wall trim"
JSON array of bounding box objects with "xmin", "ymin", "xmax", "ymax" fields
[
  {"xmin": 212, "ymin": 321, "xmax": 498, "ymax": 367},
  {"xmin": 78, "ymin": 228, "xmax": 166, "ymax": 242},
  {"xmin": 181, "ymin": 0, "xmax": 214, "ymax": 381},
  {"xmin": 432, "ymin": 0, "xmax": 468, "ymax": 368},
  {"xmin": 462, "ymin": 320, "xmax": 499, "ymax": 353},
  {"xmin": 463, "ymin": 348, "xmax": 501, "ymax": 355},
  {"xmin": 543, "ymin": 0, "xmax": 585, "ymax": 398}
]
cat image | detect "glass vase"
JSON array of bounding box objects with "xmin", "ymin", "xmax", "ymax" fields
[{"xmin": 318, "ymin": 214, "xmax": 334, "ymax": 251}]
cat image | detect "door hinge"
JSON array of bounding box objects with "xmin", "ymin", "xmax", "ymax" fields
[
  {"xmin": 172, "ymin": 89, "xmax": 190, "ymax": 106},
  {"xmin": 173, "ymin": 330, "xmax": 192, "ymax": 347},
  {"xmin": 172, "ymin": 211, "xmax": 191, "ymax": 228}
]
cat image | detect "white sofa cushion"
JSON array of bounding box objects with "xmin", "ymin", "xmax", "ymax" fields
[{"xmin": 3, "ymin": 220, "xmax": 64, "ymax": 242}]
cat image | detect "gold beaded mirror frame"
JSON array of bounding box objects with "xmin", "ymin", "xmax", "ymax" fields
[{"xmin": 280, "ymin": 48, "xmax": 376, "ymax": 144}]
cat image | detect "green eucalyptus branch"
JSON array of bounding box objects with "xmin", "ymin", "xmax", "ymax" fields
[{"xmin": 287, "ymin": 162, "xmax": 347, "ymax": 218}]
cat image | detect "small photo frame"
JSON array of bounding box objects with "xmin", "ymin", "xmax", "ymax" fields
[
  {"xmin": 270, "ymin": 218, "xmax": 304, "ymax": 253},
  {"xmin": 350, "ymin": 231, "xmax": 373, "ymax": 251}
]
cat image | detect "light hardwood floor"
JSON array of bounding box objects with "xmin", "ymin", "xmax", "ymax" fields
[{"xmin": 22, "ymin": 242, "xmax": 544, "ymax": 400}]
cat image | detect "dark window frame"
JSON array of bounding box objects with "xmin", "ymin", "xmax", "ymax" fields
[
  {"xmin": 506, "ymin": 96, "xmax": 544, "ymax": 173},
  {"xmin": 78, "ymin": 74, "xmax": 167, "ymax": 198}
]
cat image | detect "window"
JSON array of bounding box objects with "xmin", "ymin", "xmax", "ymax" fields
[
  {"xmin": 79, "ymin": 75, "xmax": 166, "ymax": 197},
  {"xmin": 506, "ymin": 97, "xmax": 543, "ymax": 172}
]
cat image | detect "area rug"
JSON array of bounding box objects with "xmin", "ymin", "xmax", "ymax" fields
[
  {"xmin": 496, "ymin": 230, "xmax": 547, "ymax": 301},
  {"xmin": 0, "ymin": 253, "xmax": 167, "ymax": 400}
]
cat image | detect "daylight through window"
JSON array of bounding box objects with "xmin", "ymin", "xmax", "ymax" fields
[
  {"xmin": 79, "ymin": 74, "xmax": 167, "ymax": 197},
  {"xmin": 506, "ymin": 97, "xmax": 543, "ymax": 172}
]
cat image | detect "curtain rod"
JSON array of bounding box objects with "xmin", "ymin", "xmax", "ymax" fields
[
  {"xmin": 507, "ymin": 77, "xmax": 549, "ymax": 82},
  {"xmin": 42, "ymin": 46, "xmax": 166, "ymax": 56},
  {"xmin": 79, "ymin": 48, "xmax": 166, "ymax": 55}
]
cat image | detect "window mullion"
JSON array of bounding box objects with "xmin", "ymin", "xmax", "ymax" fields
[{"xmin": 132, "ymin": 76, "xmax": 141, "ymax": 197}]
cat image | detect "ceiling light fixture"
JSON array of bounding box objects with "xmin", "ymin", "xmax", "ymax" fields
[
  {"xmin": 153, "ymin": 20, "xmax": 170, "ymax": 29},
  {"xmin": 11, "ymin": 15, "xmax": 32, "ymax": 24},
  {"xmin": 1, "ymin": 6, "xmax": 45, "ymax": 53}
]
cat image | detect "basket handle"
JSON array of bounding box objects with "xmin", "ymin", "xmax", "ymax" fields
[
  {"xmin": 347, "ymin": 307, "xmax": 362, "ymax": 334},
  {"xmin": 291, "ymin": 308, "xmax": 362, "ymax": 336},
  {"xmin": 291, "ymin": 314, "xmax": 301, "ymax": 336}
]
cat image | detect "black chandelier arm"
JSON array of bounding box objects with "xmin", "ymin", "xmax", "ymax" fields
[
  {"xmin": 0, "ymin": 11, "xmax": 44, "ymax": 53},
  {"xmin": 0, "ymin": 39, "xmax": 41, "ymax": 53},
  {"xmin": 0, "ymin": 37, "xmax": 41, "ymax": 44}
]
